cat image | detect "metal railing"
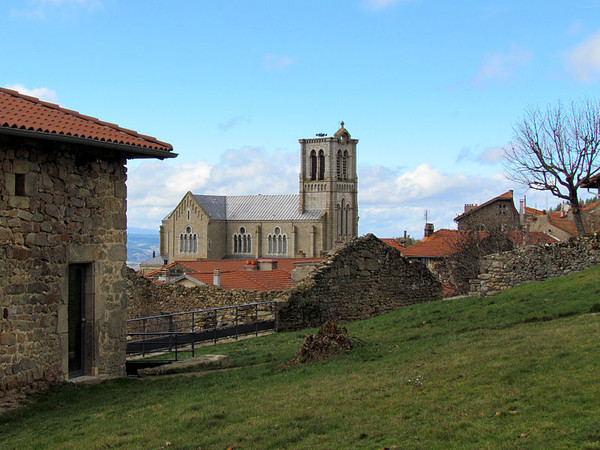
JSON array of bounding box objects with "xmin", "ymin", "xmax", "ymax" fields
[{"xmin": 126, "ymin": 301, "xmax": 277, "ymax": 360}]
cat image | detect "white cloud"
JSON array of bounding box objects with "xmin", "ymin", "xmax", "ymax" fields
[
  {"xmin": 568, "ymin": 30, "xmax": 600, "ymax": 82},
  {"xmin": 456, "ymin": 146, "xmax": 505, "ymax": 165},
  {"xmin": 126, "ymin": 146, "xmax": 297, "ymax": 229},
  {"xmin": 6, "ymin": 84, "xmax": 58, "ymax": 103},
  {"xmin": 358, "ymin": 164, "xmax": 515, "ymax": 238},
  {"xmin": 127, "ymin": 151, "xmax": 518, "ymax": 241},
  {"xmin": 262, "ymin": 54, "xmax": 296, "ymax": 71},
  {"xmin": 471, "ymin": 45, "xmax": 532, "ymax": 86},
  {"xmin": 217, "ymin": 116, "xmax": 249, "ymax": 131},
  {"xmin": 10, "ymin": 0, "xmax": 101, "ymax": 20}
]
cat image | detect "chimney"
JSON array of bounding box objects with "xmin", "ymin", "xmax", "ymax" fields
[
  {"xmin": 243, "ymin": 259, "xmax": 258, "ymax": 271},
  {"xmin": 258, "ymin": 259, "xmax": 278, "ymax": 271},
  {"xmin": 152, "ymin": 250, "xmax": 156, "ymax": 258},
  {"xmin": 213, "ymin": 268, "xmax": 221, "ymax": 286},
  {"xmin": 464, "ymin": 203, "xmax": 477, "ymax": 213},
  {"xmin": 424, "ymin": 223, "xmax": 434, "ymax": 238}
]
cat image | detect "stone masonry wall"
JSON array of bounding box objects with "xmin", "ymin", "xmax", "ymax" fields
[
  {"xmin": 0, "ymin": 134, "xmax": 128, "ymax": 398},
  {"xmin": 128, "ymin": 234, "xmax": 443, "ymax": 332},
  {"xmin": 127, "ymin": 267, "xmax": 277, "ymax": 319},
  {"xmin": 276, "ymin": 234, "xmax": 443, "ymax": 330},
  {"xmin": 471, "ymin": 233, "xmax": 600, "ymax": 297}
]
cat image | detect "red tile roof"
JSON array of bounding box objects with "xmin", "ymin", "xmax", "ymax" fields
[
  {"xmin": 399, "ymin": 229, "xmax": 464, "ymax": 258},
  {"xmin": 146, "ymin": 258, "xmax": 323, "ymax": 292},
  {"xmin": 0, "ymin": 87, "xmax": 175, "ymax": 157},
  {"xmin": 549, "ymin": 218, "xmax": 578, "ymax": 236},
  {"xmin": 187, "ymin": 269, "xmax": 296, "ymax": 291},
  {"xmin": 396, "ymin": 229, "xmax": 557, "ymax": 259},
  {"xmin": 380, "ymin": 238, "xmax": 404, "ymax": 251}
]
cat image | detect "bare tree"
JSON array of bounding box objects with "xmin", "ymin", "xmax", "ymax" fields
[
  {"xmin": 505, "ymin": 99, "xmax": 600, "ymax": 235},
  {"xmin": 441, "ymin": 230, "xmax": 514, "ymax": 295}
]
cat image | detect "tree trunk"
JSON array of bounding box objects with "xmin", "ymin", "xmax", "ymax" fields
[{"xmin": 570, "ymin": 196, "xmax": 586, "ymax": 236}]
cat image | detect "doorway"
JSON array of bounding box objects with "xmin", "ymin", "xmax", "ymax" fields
[{"xmin": 68, "ymin": 264, "xmax": 87, "ymax": 377}]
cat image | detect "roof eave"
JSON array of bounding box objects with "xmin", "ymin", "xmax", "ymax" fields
[{"xmin": 0, "ymin": 126, "xmax": 177, "ymax": 160}]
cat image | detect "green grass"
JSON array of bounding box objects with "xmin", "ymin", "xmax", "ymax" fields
[{"xmin": 2, "ymin": 265, "xmax": 600, "ymax": 449}]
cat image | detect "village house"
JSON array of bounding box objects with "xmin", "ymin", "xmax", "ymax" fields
[
  {"xmin": 156, "ymin": 122, "xmax": 359, "ymax": 263},
  {"xmin": 0, "ymin": 87, "xmax": 175, "ymax": 396},
  {"xmin": 454, "ymin": 190, "xmax": 521, "ymax": 232},
  {"xmin": 522, "ymin": 200, "xmax": 599, "ymax": 240},
  {"xmin": 399, "ymin": 228, "xmax": 557, "ymax": 296}
]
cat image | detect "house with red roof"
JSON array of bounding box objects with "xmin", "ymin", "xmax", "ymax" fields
[
  {"xmin": 145, "ymin": 257, "xmax": 323, "ymax": 292},
  {"xmin": 0, "ymin": 87, "xmax": 175, "ymax": 395},
  {"xmin": 524, "ymin": 201, "xmax": 600, "ymax": 239},
  {"xmin": 398, "ymin": 228, "xmax": 557, "ymax": 296}
]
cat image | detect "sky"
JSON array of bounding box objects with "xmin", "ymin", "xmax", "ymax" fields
[{"xmin": 2, "ymin": 0, "xmax": 600, "ymax": 240}]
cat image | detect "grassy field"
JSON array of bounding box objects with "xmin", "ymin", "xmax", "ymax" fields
[{"xmin": 1, "ymin": 265, "xmax": 599, "ymax": 449}]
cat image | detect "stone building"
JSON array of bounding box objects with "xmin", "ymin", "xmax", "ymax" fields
[
  {"xmin": 159, "ymin": 122, "xmax": 358, "ymax": 262},
  {"xmin": 0, "ymin": 87, "xmax": 175, "ymax": 396},
  {"xmin": 454, "ymin": 190, "xmax": 520, "ymax": 231}
]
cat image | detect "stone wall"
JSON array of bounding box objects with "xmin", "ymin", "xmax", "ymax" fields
[
  {"xmin": 276, "ymin": 234, "xmax": 443, "ymax": 330},
  {"xmin": 128, "ymin": 234, "xmax": 443, "ymax": 331},
  {"xmin": 127, "ymin": 267, "xmax": 276, "ymax": 319},
  {"xmin": 471, "ymin": 233, "xmax": 600, "ymax": 296},
  {"xmin": 1, "ymin": 134, "xmax": 128, "ymax": 398}
]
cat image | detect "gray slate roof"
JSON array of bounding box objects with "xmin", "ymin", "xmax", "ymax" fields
[{"xmin": 193, "ymin": 194, "xmax": 323, "ymax": 221}]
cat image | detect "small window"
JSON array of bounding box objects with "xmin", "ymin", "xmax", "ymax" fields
[{"xmin": 15, "ymin": 174, "xmax": 25, "ymax": 196}]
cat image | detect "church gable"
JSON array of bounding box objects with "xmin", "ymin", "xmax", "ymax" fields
[{"xmin": 168, "ymin": 191, "xmax": 211, "ymax": 223}]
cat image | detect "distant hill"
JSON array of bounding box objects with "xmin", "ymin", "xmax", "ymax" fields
[{"xmin": 127, "ymin": 227, "xmax": 159, "ymax": 269}]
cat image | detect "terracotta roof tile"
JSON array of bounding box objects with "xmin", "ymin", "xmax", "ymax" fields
[
  {"xmin": 399, "ymin": 229, "xmax": 463, "ymax": 258},
  {"xmin": 146, "ymin": 257, "xmax": 323, "ymax": 292},
  {"xmin": 0, "ymin": 87, "xmax": 174, "ymax": 154},
  {"xmin": 549, "ymin": 218, "xmax": 578, "ymax": 236},
  {"xmin": 396, "ymin": 229, "xmax": 557, "ymax": 259},
  {"xmin": 380, "ymin": 239, "xmax": 404, "ymax": 251}
]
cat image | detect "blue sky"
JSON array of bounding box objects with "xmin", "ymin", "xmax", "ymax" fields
[{"xmin": 2, "ymin": 0, "xmax": 599, "ymax": 239}]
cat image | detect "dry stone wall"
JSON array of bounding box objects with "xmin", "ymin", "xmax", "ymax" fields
[
  {"xmin": 128, "ymin": 234, "xmax": 443, "ymax": 331},
  {"xmin": 471, "ymin": 233, "xmax": 600, "ymax": 296},
  {"xmin": 1, "ymin": 134, "xmax": 128, "ymax": 398},
  {"xmin": 276, "ymin": 234, "xmax": 443, "ymax": 330},
  {"xmin": 127, "ymin": 268, "xmax": 276, "ymax": 319}
]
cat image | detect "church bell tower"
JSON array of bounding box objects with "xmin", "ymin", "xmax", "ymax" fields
[{"xmin": 299, "ymin": 122, "xmax": 358, "ymax": 250}]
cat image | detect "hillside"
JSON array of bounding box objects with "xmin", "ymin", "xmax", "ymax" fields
[{"xmin": 1, "ymin": 266, "xmax": 599, "ymax": 448}]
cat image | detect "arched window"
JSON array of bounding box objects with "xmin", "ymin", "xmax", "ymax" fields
[
  {"xmin": 340, "ymin": 199, "xmax": 346, "ymax": 235},
  {"xmin": 268, "ymin": 227, "xmax": 288, "ymax": 255},
  {"xmin": 179, "ymin": 226, "xmax": 198, "ymax": 254},
  {"xmin": 336, "ymin": 150, "xmax": 342, "ymax": 179},
  {"xmin": 342, "ymin": 150, "xmax": 349, "ymax": 180},
  {"xmin": 318, "ymin": 150, "xmax": 325, "ymax": 180},
  {"xmin": 310, "ymin": 150, "xmax": 317, "ymax": 181},
  {"xmin": 233, "ymin": 227, "xmax": 252, "ymax": 254},
  {"xmin": 345, "ymin": 204, "xmax": 350, "ymax": 236}
]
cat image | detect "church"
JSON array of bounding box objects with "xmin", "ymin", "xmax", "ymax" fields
[{"xmin": 158, "ymin": 122, "xmax": 359, "ymax": 262}]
